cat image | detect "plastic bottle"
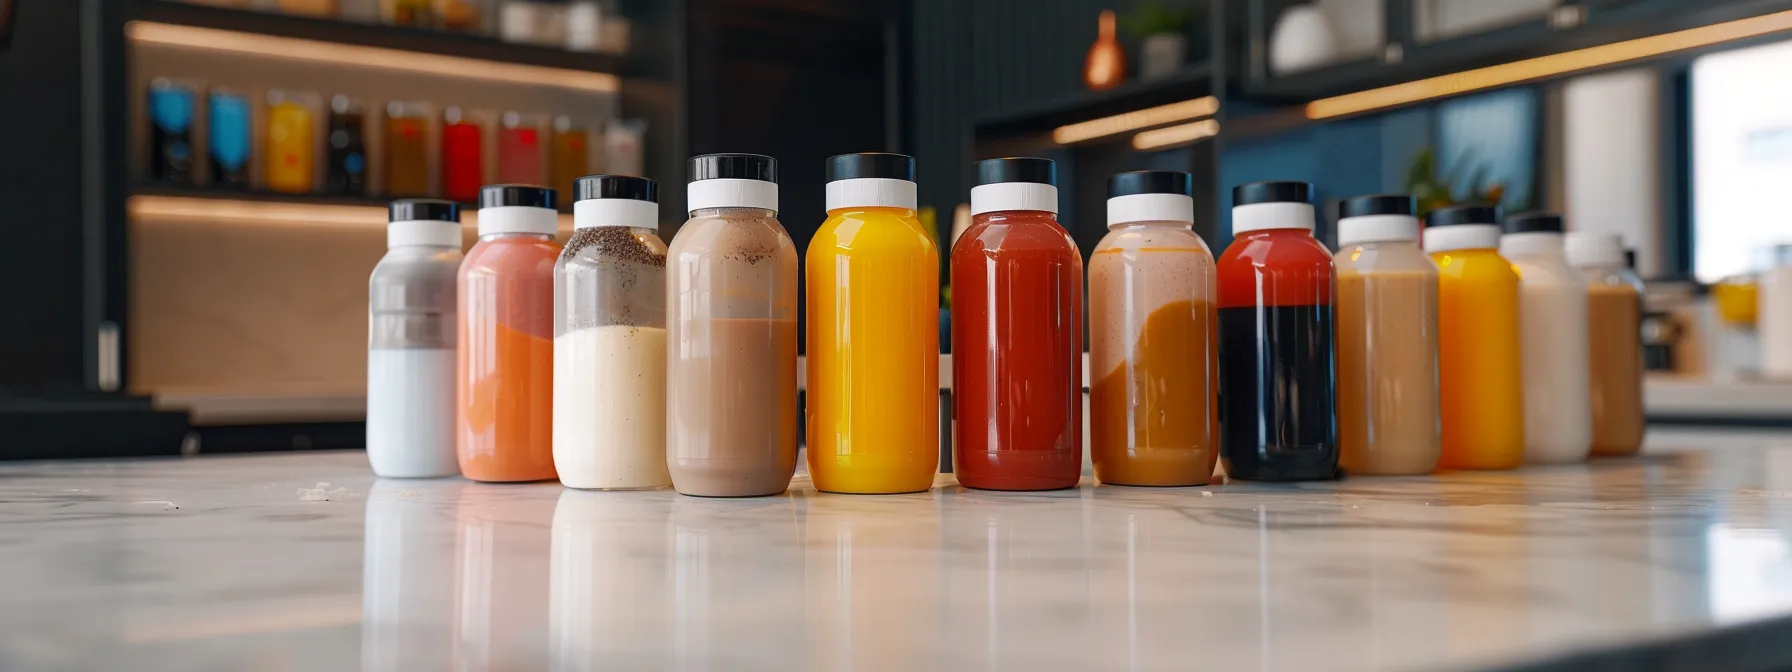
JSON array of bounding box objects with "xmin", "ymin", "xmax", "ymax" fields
[
  {"xmin": 1566, "ymin": 232, "xmax": 1646, "ymax": 457},
  {"xmin": 1088, "ymin": 170, "xmax": 1218, "ymax": 486},
  {"xmin": 1333, "ymin": 194, "xmax": 1441, "ymax": 475},
  {"xmin": 553, "ymin": 175, "xmax": 670, "ymax": 490},
  {"xmin": 367, "ymin": 199, "xmax": 463, "ymax": 478},
  {"xmin": 951, "ymin": 157, "xmax": 1084, "ymax": 491},
  {"xmin": 1501, "ymin": 212, "xmax": 1592, "ymax": 464},
  {"xmin": 666, "ymin": 154, "xmax": 799, "ymax": 497},
  {"xmin": 1217, "ymin": 181, "xmax": 1338, "ymax": 481},
  {"xmin": 1424, "ymin": 205, "xmax": 1524, "ymax": 470},
  {"xmin": 806, "ymin": 153, "xmax": 940, "ymax": 494},
  {"xmin": 458, "ymin": 184, "xmax": 561, "ymax": 482}
]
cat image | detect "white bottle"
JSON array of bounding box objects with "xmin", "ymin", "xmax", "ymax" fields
[
  {"xmin": 367, "ymin": 199, "xmax": 463, "ymax": 478},
  {"xmin": 552, "ymin": 175, "xmax": 671, "ymax": 489},
  {"xmin": 1760, "ymin": 244, "xmax": 1792, "ymax": 378},
  {"xmin": 1500, "ymin": 213, "xmax": 1592, "ymax": 464}
]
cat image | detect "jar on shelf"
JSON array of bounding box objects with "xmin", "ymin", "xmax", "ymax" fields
[
  {"xmin": 498, "ymin": 111, "xmax": 549, "ymax": 186},
  {"xmin": 442, "ymin": 106, "xmax": 492, "ymax": 203},
  {"xmin": 435, "ymin": 0, "xmax": 485, "ymax": 32},
  {"xmin": 384, "ymin": 100, "xmax": 432, "ymax": 197},
  {"xmin": 147, "ymin": 78, "xmax": 199, "ymax": 185},
  {"xmin": 265, "ymin": 89, "xmax": 322, "ymax": 194},
  {"xmin": 549, "ymin": 116, "xmax": 592, "ymax": 196},
  {"xmin": 207, "ymin": 87, "xmax": 251, "ymax": 189},
  {"xmin": 279, "ymin": 0, "xmax": 340, "ymax": 17},
  {"xmin": 381, "ymin": 0, "xmax": 434, "ymax": 27},
  {"xmin": 327, "ymin": 95, "xmax": 368, "ymax": 196},
  {"xmin": 603, "ymin": 118, "xmax": 645, "ymax": 177}
]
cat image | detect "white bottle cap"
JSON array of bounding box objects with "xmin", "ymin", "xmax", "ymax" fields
[
  {"xmin": 1107, "ymin": 171, "xmax": 1195, "ymax": 226},
  {"xmin": 387, "ymin": 199, "xmax": 461, "ymax": 248},
  {"xmin": 688, "ymin": 154, "xmax": 779, "ymax": 213},
  {"xmin": 1565, "ymin": 232, "xmax": 1625, "ymax": 268},
  {"xmin": 971, "ymin": 157, "xmax": 1058, "ymax": 215},
  {"xmin": 826, "ymin": 153, "xmax": 917, "ymax": 211},
  {"xmin": 573, "ymin": 175, "xmax": 660, "ymax": 230},
  {"xmin": 1230, "ymin": 181, "xmax": 1314, "ymax": 233},
  {"xmin": 1335, "ymin": 194, "xmax": 1417, "ymax": 247},
  {"xmin": 1422, "ymin": 205, "xmax": 1502, "ymax": 253},
  {"xmin": 1500, "ymin": 231, "xmax": 1565, "ymax": 257},
  {"xmin": 477, "ymin": 185, "xmax": 558, "ymax": 236}
]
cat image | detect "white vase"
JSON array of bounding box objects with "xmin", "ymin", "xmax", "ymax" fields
[
  {"xmin": 1140, "ymin": 33, "xmax": 1188, "ymax": 81},
  {"xmin": 1269, "ymin": 4, "xmax": 1338, "ymax": 75}
]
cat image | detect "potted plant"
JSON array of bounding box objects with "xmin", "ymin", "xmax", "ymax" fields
[{"xmin": 1122, "ymin": 1, "xmax": 1197, "ymax": 81}]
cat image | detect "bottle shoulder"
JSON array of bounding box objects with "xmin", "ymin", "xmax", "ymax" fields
[
  {"xmin": 811, "ymin": 210, "xmax": 939, "ymax": 257},
  {"xmin": 667, "ymin": 213, "xmax": 797, "ymax": 260},
  {"xmin": 1217, "ymin": 229, "xmax": 1333, "ymax": 270},
  {"xmin": 1336, "ymin": 243, "xmax": 1436, "ymax": 276},
  {"xmin": 954, "ymin": 214, "xmax": 1078, "ymax": 258},
  {"xmin": 1430, "ymin": 249, "xmax": 1519, "ymax": 281},
  {"xmin": 1094, "ymin": 223, "xmax": 1212, "ymax": 256}
]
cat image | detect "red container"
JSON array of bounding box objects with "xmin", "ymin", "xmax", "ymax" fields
[
  {"xmin": 950, "ymin": 157, "xmax": 1084, "ymax": 491},
  {"xmin": 442, "ymin": 107, "xmax": 484, "ymax": 203}
]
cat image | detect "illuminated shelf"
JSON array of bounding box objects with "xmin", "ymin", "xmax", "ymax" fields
[
  {"xmin": 130, "ymin": 0, "xmax": 625, "ymax": 90},
  {"xmin": 973, "ymin": 63, "xmax": 1212, "ymax": 141},
  {"xmin": 129, "ymin": 187, "xmax": 576, "ymax": 230}
]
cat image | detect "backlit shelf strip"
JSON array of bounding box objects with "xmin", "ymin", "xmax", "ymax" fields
[
  {"xmin": 1307, "ymin": 8, "xmax": 1792, "ymax": 119},
  {"xmin": 126, "ymin": 21, "xmax": 619, "ymax": 93},
  {"xmin": 129, "ymin": 194, "xmax": 575, "ymax": 230},
  {"xmin": 1132, "ymin": 119, "xmax": 1220, "ymax": 151},
  {"xmin": 1052, "ymin": 96, "xmax": 1219, "ymax": 145}
]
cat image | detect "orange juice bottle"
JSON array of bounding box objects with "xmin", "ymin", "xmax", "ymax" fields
[
  {"xmin": 266, "ymin": 90, "xmax": 318, "ymax": 193},
  {"xmin": 458, "ymin": 184, "xmax": 562, "ymax": 482},
  {"xmin": 1423, "ymin": 205, "xmax": 1524, "ymax": 470},
  {"xmin": 805, "ymin": 153, "xmax": 939, "ymax": 494}
]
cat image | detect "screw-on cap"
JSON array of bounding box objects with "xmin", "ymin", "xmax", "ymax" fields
[
  {"xmin": 1230, "ymin": 181, "xmax": 1314, "ymax": 234},
  {"xmin": 1505, "ymin": 211, "xmax": 1565, "ymax": 234},
  {"xmin": 971, "ymin": 157, "xmax": 1058, "ymax": 215},
  {"xmin": 480, "ymin": 184, "xmax": 556, "ymax": 210},
  {"xmin": 1336, "ymin": 194, "xmax": 1418, "ymax": 247},
  {"xmin": 1422, "ymin": 205, "xmax": 1502, "ymax": 253},
  {"xmin": 1107, "ymin": 171, "xmax": 1194, "ymax": 226},
  {"xmin": 825, "ymin": 153, "xmax": 917, "ymax": 210},
  {"xmin": 389, "ymin": 198, "xmax": 459, "ymax": 223},
  {"xmin": 1425, "ymin": 205, "xmax": 1500, "ymax": 228},
  {"xmin": 688, "ymin": 153, "xmax": 779, "ymax": 213},
  {"xmin": 574, "ymin": 175, "xmax": 659, "ymax": 230},
  {"xmin": 1565, "ymin": 231, "xmax": 1626, "ymax": 268}
]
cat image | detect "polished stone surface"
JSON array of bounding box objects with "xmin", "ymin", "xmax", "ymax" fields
[{"xmin": 8, "ymin": 429, "xmax": 1792, "ymax": 671}]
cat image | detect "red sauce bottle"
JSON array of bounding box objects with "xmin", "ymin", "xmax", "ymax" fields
[
  {"xmin": 1216, "ymin": 181, "xmax": 1339, "ymax": 481},
  {"xmin": 442, "ymin": 106, "xmax": 484, "ymax": 203},
  {"xmin": 951, "ymin": 157, "xmax": 1085, "ymax": 490}
]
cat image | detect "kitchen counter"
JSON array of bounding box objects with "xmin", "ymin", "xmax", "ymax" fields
[{"xmin": 9, "ymin": 429, "xmax": 1792, "ymax": 671}]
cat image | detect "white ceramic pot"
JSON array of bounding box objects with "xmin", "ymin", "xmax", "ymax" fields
[
  {"xmin": 1269, "ymin": 4, "xmax": 1338, "ymax": 74},
  {"xmin": 1140, "ymin": 33, "xmax": 1188, "ymax": 81}
]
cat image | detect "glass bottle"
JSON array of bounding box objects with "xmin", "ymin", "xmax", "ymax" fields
[
  {"xmin": 553, "ymin": 175, "xmax": 669, "ymax": 490},
  {"xmin": 1424, "ymin": 205, "xmax": 1525, "ymax": 470},
  {"xmin": 498, "ymin": 112, "xmax": 548, "ymax": 186},
  {"xmin": 207, "ymin": 87, "xmax": 251, "ymax": 189},
  {"xmin": 1333, "ymin": 194, "xmax": 1441, "ymax": 476},
  {"xmin": 148, "ymin": 78, "xmax": 197, "ymax": 185},
  {"xmin": 458, "ymin": 185, "xmax": 561, "ymax": 482},
  {"xmin": 1216, "ymin": 182, "xmax": 1337, "ymax": 481},
  {"xmin": 666, "ymin": 154, "xmax": 799, "ymax": 497},
  {"xmin": 381, "ymin": 0, "xmax": 434, "ymax": 26},
  {"xmin": 327, "ymin": 95, "xmax": 368, "ymax": 196},
  {"xmin": 1501, "ymin": 212, "xmax": 1592, "ymax": 464},
  {"xmin": 1566, "ymin": 232, "xmax": 1646, "ymax": 457},
  {"xmin": 1089, "ymin": 171, "xmax": 1218, "ymax": 486},
  {"xmin": 806, "ymin": 153, "xmax": 939, "ymax": 494},
  {"xmin": 384, "ymin": 101, "xmax": 431, "ymax": 197},
  {"xmin": 550, "ymin": 116, "xmax": 591, "ymax": 195},
  {"xmin": 368, "ymin": 199, "xmax": 463, "ymax": 478},
  {"xmin": 442, "ymin": 106, "xmax": 486, "ymax": 203},
  {"xmin": 265, "ymin": 89, "xmax": 319, "ymax": 194},
  {"xmin": 951, "ymin": 157, "xmax": 1084, "ymax": 491}
]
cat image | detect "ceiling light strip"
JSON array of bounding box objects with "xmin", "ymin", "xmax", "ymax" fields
[
  {"xmin": 1052, "ymin": 96, "xmax": 1219, "ymax": 145},
  {"xmin": 1307, "ymin": 9, "xmax": 1792, "ymax": 120},
  {"xmin": 1131, "ymin": 119, "xmax": 1221, "ymax": 151},
  {"xmin": 126, "ymin": 21, "xmax": 619, "ymax": 93}
]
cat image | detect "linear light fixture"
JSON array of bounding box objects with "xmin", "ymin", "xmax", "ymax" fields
[
  {"xmin": 129, "ymin": 195, "xmax": 575, "ymax": 230},
  {"xmin": 1131, "ymin": 119, "xmax": 1220, "ymax": 151},
  {"xmin": 1052, "ymin": 96, "xmax": 1219, "ymax": 145},
  {"xmin": 1307, "ymin": 9, "xmax": 1792, "ymax": 120},
  {"xmin": 126, "ymin": 21, "xmax": 619, "ymax": 93}
]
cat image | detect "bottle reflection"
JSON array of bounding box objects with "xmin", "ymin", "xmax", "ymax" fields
[
  {"xmin": 362, "ymin": 479, "xmax": 460, "ymax": 671},
  {"xmin": 940, "ymin": 487, "xmax": 1095, "ymax": 669},
  {"xmin": 1082, "ymin": 491, "xmax": 1214, "ymax": 670},
  {"xmin": 803, "ymin": 492, "xmax": 943, "ymax": 670},
  {"xmin": 455, "ymin": 483, "xmax": 556, "ymax": 669},
  {"xmin": 549, "ymin": 489, "xmax": 674, "ymax": 669},
  {"xmin": 671, "ymin": 495, "xmax": 806, "ymax": 670}
]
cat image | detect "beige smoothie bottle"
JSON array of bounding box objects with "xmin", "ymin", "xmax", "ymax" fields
[
  {"xmin": 1566, "ymin": 232, "xmax": 1646, "ymax": 456},
  {"xmin": 665, "ymin": 154, "xmax": 799, "ymax": 497}
]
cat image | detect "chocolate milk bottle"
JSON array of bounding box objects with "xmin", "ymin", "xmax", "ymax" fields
[
  {"xmin": 1566, "ymin": 232, "xmax": 1646, "ymax": 456},
  {"xmin": 665, "ymin": 154, "xmax": 800, "ymax": 497}
]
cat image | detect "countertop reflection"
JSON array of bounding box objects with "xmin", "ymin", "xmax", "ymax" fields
[{"xmin": 9, "ymin": 428, "xmax": 1792, "ymax": 671}]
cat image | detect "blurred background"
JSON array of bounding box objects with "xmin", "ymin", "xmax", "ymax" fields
[{"xmin": 2, "ymin": 0, "xmax": 1788, "ymax": 457}]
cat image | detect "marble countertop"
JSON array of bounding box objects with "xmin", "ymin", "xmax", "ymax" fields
[{"xmin": 9, "ymin": 429, "xmax": 1792, "ymax": 671}]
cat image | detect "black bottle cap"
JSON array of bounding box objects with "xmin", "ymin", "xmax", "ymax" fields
[
  {"xmin": 1233, "ymin": 181, "xmax": 1311, "ymax": 207},
  {"xmin": 690, "ymin": 153, "xmax": 778, "ymax": 183},
  {"xmin": 975, "ymin": 157, "xmax": 1056, "ymax": 187},
  {"xmin": 1109, "ymin": 171, "xmax": 1193, "ymax": 198},
  {"xmin": 1339, "ymin": 194, "xmax": 1414, "ymax": 219},
  {"xmin": 1505, "ymin": 211, "xmax": 1565, "ymax": 234},
  {"xmin": 575, "ymin": 175, "xmax": 658, "ymax": 203},
  {"xmin": 1425, "ymin": 204, "xmax": 1501, "ymax": 228},
  {"xmin": 479, "ymin": 184, "xmax": 556, "ymax": 209},
  {"xmin": 827, "ymin": 153, "xmax": 915, "ymax": 182},
  {"xmin": 389, "ymin": 198, "xmax": 459, "ymax": 223}
]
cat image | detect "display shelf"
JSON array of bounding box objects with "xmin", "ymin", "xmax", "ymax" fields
[
  {"xmin": 130, "ymin": 0, "xmax": 628, "ymax": 77},
  {"xmin": 133, "ymin": 182, "xmax": 392, "ymax": 209},
  {"xmin": 973, "ymin": 63, "xmax": 1213, "ymax": 140}
]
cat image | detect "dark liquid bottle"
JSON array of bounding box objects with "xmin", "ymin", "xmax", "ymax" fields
[
  {"xmin": 148, "ymin": 79, "xmax": 196, "ymax": 185},
  {"xmin": 208, "ymin": 88, "xmax": 251, "ymax": 189},
  {"xmin": 327, "ymin": 95, "xmax": 368, "ymax": 196},
  {"xmin": 1216, "ymin": 181, "xmax": 1338, "ymax": 481}
]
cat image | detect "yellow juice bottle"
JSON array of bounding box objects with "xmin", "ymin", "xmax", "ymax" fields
[
  {"xmin": 265, "ymin": 90, "xmax": 317, "ymax": 194},
  {"xmin": 805, "ymin": 153, "xmax": 940, "ymax": 494},
  {"xmin": 1423, "ymin": 206, "xmax": 1524, "ymax": 470}
]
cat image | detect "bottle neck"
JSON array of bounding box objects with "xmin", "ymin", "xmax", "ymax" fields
[
  {"xmin": 690, "ymin": 206, "xmax": 776, "ymax": 219},
  {"xmin": 478, "ymin": 231, "xmax": 553, "ymax": 242},
  {"xmin": 1108, "ymin": 219, "xmax": 1192, "ymax": 231}
]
